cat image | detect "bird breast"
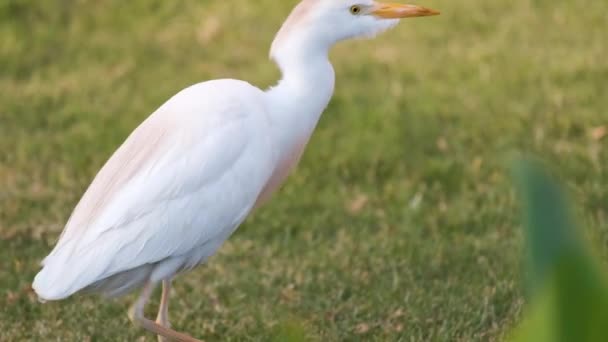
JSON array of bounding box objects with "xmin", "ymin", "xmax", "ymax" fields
[{"xmin": 255, "ymin": 137, "xmax": 308, "ymax": 208}]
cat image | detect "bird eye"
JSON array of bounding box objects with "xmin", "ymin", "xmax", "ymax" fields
[{"xmin": 350, "ymin": 5, "xmax": 362, "ymax": 15}]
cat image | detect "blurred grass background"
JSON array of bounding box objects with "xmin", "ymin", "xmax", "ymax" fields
[{"xmin": 0, "ymin": 0, "xmax": 606, "ymax": 340}]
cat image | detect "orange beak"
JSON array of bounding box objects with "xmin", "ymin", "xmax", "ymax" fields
[{"xmin": 371, "ymin": 2, "xmax": 440, "ymax": 19}]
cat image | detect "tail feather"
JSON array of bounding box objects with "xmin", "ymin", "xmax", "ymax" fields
[{"xmin": 33, "ymin": 240, "xmax": 115, "ymax": 301}]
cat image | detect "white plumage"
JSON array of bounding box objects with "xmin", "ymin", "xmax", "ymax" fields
[
  {"xmin": 35, "ymin": 80, "xmax": 276, "ymax": 299},
  {"xmin": 33, "ymin": 1, "xmax": 438, "ymax": 341}
]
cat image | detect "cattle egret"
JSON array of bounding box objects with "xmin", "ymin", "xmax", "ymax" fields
[{"xmin": 33, "ymin": 1, "xmax": 439, "ymax": 341}]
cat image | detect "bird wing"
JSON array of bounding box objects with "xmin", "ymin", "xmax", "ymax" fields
[{"xmin": 34, "ymin": 80, "xmax": 276, "ymax": 299}]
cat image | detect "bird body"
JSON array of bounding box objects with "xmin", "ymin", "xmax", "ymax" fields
[
  {"xmin": 33, "ymin": 1, "xmax": 439, "ymax": 340},
  {"xmin": 36, "ymin": 80, "xmax": 279, "ymax": 299}
]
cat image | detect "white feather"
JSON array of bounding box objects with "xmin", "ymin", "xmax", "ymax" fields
[{"xmin": 34, "ymin": 80, "xmax": 277, "ymax": 300}]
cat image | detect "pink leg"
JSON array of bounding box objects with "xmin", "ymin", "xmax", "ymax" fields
[
  {"xmin": 128, "ymin": 281, "xmax": 201, "ymax": 342},
  {"xmin": 156, "ymin": 279, "xmax": 172, "ymax": 342}
]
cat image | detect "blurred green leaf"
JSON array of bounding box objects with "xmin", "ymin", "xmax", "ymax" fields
[
  {"xmin": 512, "ymin": 159, "xmax": 581, "ymax": 295},
  {"xmin": 510, "ymin": 159, "xmax": 608, "ymax": 342}
]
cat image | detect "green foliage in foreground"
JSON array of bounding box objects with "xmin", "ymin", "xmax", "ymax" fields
[
  {"xmin": 0, "ymin": 0, "xmax": 606, "ymax": 341},
  {"xmin": 510, "ymin": 160, "xmax": 608, "ymax": 342}
]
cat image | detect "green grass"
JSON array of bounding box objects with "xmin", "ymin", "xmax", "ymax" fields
[{"xmin": 0, "ymin": 0, "xmax": 606, "ymax": 340}]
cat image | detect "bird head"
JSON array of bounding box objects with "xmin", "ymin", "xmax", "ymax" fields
[{"xmin": 271, "ymin": 0, "xmax": 439, "ymax": 62}]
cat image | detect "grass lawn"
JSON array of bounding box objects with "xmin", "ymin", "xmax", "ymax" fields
[{"xmin": 0, "ymin": 0, "xmax": 606, "ymax": 340}]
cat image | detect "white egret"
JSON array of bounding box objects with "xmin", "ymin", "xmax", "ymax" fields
[{"xmin": 33, "ymin": 1, "xmax": 439, "ymax": 341}]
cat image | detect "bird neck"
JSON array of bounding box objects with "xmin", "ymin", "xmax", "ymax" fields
[{"xmin": 265, "ymin": 43, "xmax": 336, "ymax": 151}]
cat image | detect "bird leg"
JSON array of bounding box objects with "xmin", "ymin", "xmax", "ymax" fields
[
  {"xmin": 156, "ymin": 279, "xmax": 172, "ymax": 342},
  {"xmin": 128, "ymin": 281, "xmax": 202, "ymax": 342}
]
